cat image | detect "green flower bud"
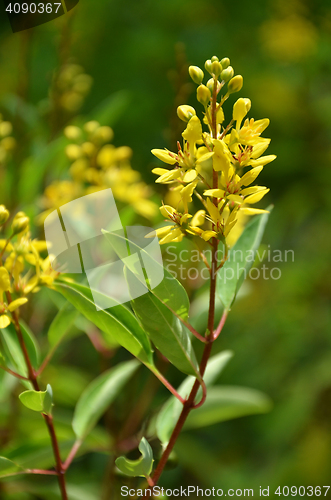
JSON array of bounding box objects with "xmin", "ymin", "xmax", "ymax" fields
[
  {"xmin": 220, "ymin": 57, "xmax": 230, "ymax": 69},
  {"xmin": 211, "ymin": 61, "xmax": 222, "ymax": 76},
  {"xmin": 189, "ymin": 66, "xmax": 204, "ymax": 85},
  {"xmin": 227, "ymin": 75, "xmax": 243, "ymax": 95},
  {"xmin": 211, "ymin": 56, "xmax": 219, "ymax": 62},
  {"xmin": 204, "ymin": 59, "xmax": 213, "ymax": 74},
  {"xmin": 177, "ymin": 105, "xmax": 196, "ymax": 122},
  {"xmin": 0, "ymin": 205, "xmax": 9, "ymax": 225},
  {"xmin": 206, "ymin": 78, "xmax": 221, "ymax": 94},
  {"xmin": 197, "ymin": 85, "xmax": 211, "ymax": 106},
  {"xmin": 221, "ymin": 66, "xmax": 234, "ymax": 82},
  {"xmin": 12, "ymin": 215, "xmax": 29, "ymax": 235}
]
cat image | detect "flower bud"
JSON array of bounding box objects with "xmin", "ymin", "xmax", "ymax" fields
[
  {"xmin": 64, "ymin": 125, "xmax": 81, "ymax": 140},
  {"xmin": 211, "ymin": 56, "xmax": 219, "ymax": 62},
  {"xmin": 206, "ymin": 78, "xmax": 221, "ymax": 94},
  {"xmin": 243, "ymin": 98, "xmax": 251, "ymax": 113},
  {"xmin": 94, "ymin": 126, "xmax": 114, "ymax": 143},
  {"xmin": 65, "ymin": 144, "xmax": 83, "ymax": 161},
  {"xmin": 12, "ymin": 214, "xmax": 29, "ymax": 235},
  {"xmin": 211, "ymin": 61, "xmax": 222, "ymax": 76},
  {"xmin": 84, "ymin": 121, "xmax": 100, "ymax": 135},
  {"xmin": 0, "ymin": 121, "xmax": 13, "ymax": 138},
  {"xmin": 189, "ymin": 66, "xmax": 204, "ymax": 85},
  {"xmin": 0, "ymin": 205, "xmax": 9, "ymax": 225},
  {"xmin": 220, "ymin": 57, "xmax": 230, "ymax": 69},
  {"xmin": 177, "ymin": 105, "xmax": 196, "ymax": 122},
  {"xmin": 1, "ymin": 137, "xmax": 16, "ymax": 151},
  {"xmin": 204, "ymin": 59, "xmax": 213, "ymax": 74},
  {"xmin": 221, "ymin": 66, "xmax": 234, "ymax": 82},
  {"xmin": 197, "ymin": 85, "xmax": 211, "ymax": 106},
  {"xmin": 227, "ymin": 75, "xmax": 243, "ymax": 95}
]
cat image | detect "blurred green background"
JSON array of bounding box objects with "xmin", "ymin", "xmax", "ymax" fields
[{"xmin": 0, "ymin": 0, "xmax": 331, "ymax": 498}]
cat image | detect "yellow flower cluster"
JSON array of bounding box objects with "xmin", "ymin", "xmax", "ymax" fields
[
  {"xmin": 151, "ymin": 56, "xmax": 276, "ymax": 245},
  {"xmin": 0, "ymin": 206, "xmax": 58, "ymax": 329},
  {"xmin": 0, "ymin": 115, "xmax": 16, "ymax": 165},
  {"xmin": 40, "ymin": 120, "xmax": 158, "ymax": 220},
  {"xmin": 50, "ymin": 63, "xmax": 93, "ymax": 113}
]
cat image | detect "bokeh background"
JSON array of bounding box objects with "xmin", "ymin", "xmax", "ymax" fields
[{"xmin": 0, "ymin": 0, "xmax": 331, "ymax": 498}]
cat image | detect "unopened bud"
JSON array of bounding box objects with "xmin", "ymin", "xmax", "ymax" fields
[
  {"xmin": 0, "ymin": 205, "xmax": 9, "ymax": 225},
  {"xmin": 94, "ymin": 126, "xmax": 114, "ymax": 143},
  {"xmin": 197, "ymin": 85, "xmax": 211, "ymax": 106},
  {"xmin": 189, "ymin": 66, "xmax": 204, "ymax": 84},
  {"xmin": 206, "ymin": 78, "xmax": 221, "ymax": 94},
  {"xmin": 64, "ymin": 126, "xmax": 81, "ymax": 140},
  {"xmin": 204, "ymin": 59, "xmax": 213, "ymax": 74},
  {"xmin": 243, "ymin": 98, "xmax": 251, "ymax": 113},
  {"xmin": 12, "ymin": 214, "xmax": 29, "ymax": 235},
  {"xmin": 0, "ymin": 121, "xmax": 13, "ymax": 138},
  {"xmin": 211, "ymin": 56, "xmax": 219, "ymax": 62},
  {"xmin": 221, "ymin": 66, "xmax": 234, "ymax": 82},
  {"xmin": 227, "ymin": 75, "xmax": 243, "ymax": 95},
  {"xmin": 65, "ymin": 144, "xmax": 83, "ymax": 161},
  {"xmin": 84, "ymin": 121, "xmax": 100, "ymax": 135},
  {"xmin": 177, "ymin": 105, "xmax": 196, "ymax": 122},
  {"xmin": 211, "ymin": 61, "xmax": 222, "ymax": 76},
  {"xmin": 220, "ymin": 57, "xmax": 230, "ymax": 69}
]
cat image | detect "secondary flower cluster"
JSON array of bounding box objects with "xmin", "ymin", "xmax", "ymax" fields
[
  {"xmin": 40, "ymin": 120, "xmax": 158, "ymax": 221},
  {"xmin": 50, "ymin": 63, "xmax": 93, "ymax": 113},
  {"xmin": 0, "ymin": 114, "xmax": 16, "ymax": 166},
  {"xmin": 151, "ymin": 56, "xmax": 276, "ymax": 245},
  {"xmin": 0, "ymin": 206, "xmax": 58, "ymax": 329}
]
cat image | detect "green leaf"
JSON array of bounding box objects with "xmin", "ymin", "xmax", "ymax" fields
[
  {"xmin": 19, "ymin": 321, "xmax": 40, "ymax": 368},
  {"xmin": 102, "ymin": 228, "xmax": 190, "ymax": 320},
  {"xmin": 131, "ymin": 289, "xmax": 199, "ymax": 377},
  {"xmin": 102, "ymin": 229, "xmax": 197, "ymax": 377},
  {"xmin": 115, "ymin": 437, "xmax": 153, "ymax": 477},
  {"xmin": 217, "ymin": 208, "xmax": 272, "ymax": 310},
  {"xmin": 48, "ymin": 300, "xmax": 79, "ymax": 348},
  {"xmin": 156, "ymin": 351, "xmax": 233, "ymax": 445},
  {"xmin": 72, "ymin": 359, "xmax": 139, "ymax": 439},
  {"xmin": 0, "ymin": 456, "xmax": 23, "ymax": 477},
  {"xmin": 185, "ymin": 386, "xmax": 273, "ymax": 429},
  {"xmin": 0, "ymin": 321, "xmax": 39, "ymax": 377},
  {"xmin": 19, "ymin": 384, "xmax": 53, "ymax": 415},
  {"xmin": 53, "ymin": 281, "xmax": 154, "ymax": 367}
]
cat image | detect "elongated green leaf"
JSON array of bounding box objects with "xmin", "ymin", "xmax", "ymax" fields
[
  {"xmin": 131, "ymin": 290, "xmax": 198, "ymax": 377},
  {"xmin": 156, "ymin": 351, "xmax": 233, "ymax": 444},
  {"xmin": 72, "ymin": 359, "xmax": 139, "ymax": 439},
  {"xmin": 101, "ymin": 230, "xmax": 197, "ymax": 376},
  {"xmin": 217, "ymin": 208, "xmax": 272, "ymax": 310},
  {"xmin": 0, "ymin": 457, "xmax": 23, "ymax": 477},
  {"xmin": 53, "ymin": 281, "xmax": 154, "ymax": 367},
  {"xmin": 102, "ymin": 228, "xmax": 190, "ymax": 320},
  {"xmin": 19, "ymin": 321, "xmax": 40, "ymax": 368},
  {"xmin": 115, "ymin": 437, "xmax": 153, "ymax": 477},
  {"xmin": 0, "ymin": 321, "xmax": 39, "ymax": 377},
  {"xmin": 48, "ymin": 300, "xmax": 79, "ymax": 348},
  {"xmin": 19, "ymin": 384, "xmax": 53, "ymax": 415},
  {"xmin": 185, "ymin": 386, "xmax": 272, "ymax": 429}
]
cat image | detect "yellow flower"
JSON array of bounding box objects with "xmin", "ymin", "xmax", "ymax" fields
[{"xmin": 152, "ymin": 116, "xmax": 212, "ymax": 184}]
